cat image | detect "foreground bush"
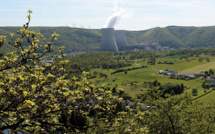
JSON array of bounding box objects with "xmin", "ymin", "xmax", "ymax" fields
[{"xmin": 0, "ymin": 10, "xmax": 148, "ymax": 133}]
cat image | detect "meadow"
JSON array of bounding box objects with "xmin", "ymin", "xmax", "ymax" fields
[
  {"xmin": 180, "ymin": 61, "xmax": 215, "ymax": 74},
  {"xmin": 147, "ymin": 54, "xmax": 215, "ymax": 72},
  {"xmin": 89, "ymin": 53, "xmax": 215, "ymax": 101},
  {"xmin": 196, "ymin": 90, "xmax": 215, "ymax": 103}
]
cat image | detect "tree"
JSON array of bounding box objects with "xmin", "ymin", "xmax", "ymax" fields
[
  {"xmin": 152, "ymin": 80, "xmax": 159, "ymax": 86},
  {"xmin": 0, "ymin": 10, "xmax": 149, "ymax": 133},
  {"xmin": 112, "ymin": 86, "xmax": 117, "ymax": 94},
  {"xmin": 204, "ymin": 83, "xmax": 211, "ymax": 89},
  {"xmin": 209, "ymin": 69, "xmax": 214, "ymax": 75},
  {"xmin": 142, "ymin": 93, "xmax": 215, "ymax": 134},
  {"xmin": 170, "ymin": 90, "xmax": 175, "ymax": 96},
  {"xmin": 151, "ymin": 54, "xmax": 156, "ymax": 65},
  {"xmin": 202, "ymin": 81, "xmax": 210, "ymax": 89},
  {"xmin": 205, "ymin": 57, "xmax": 210, "ymax": 62},
  {"xmin": 0, "ymin": 10, "xmax": 73, "ymax": 133},
  {"xmin": 205, "ymin": 71, "xmax": 209, "ymax": 75},
  {"xmin": 180, "ymin": 83, "xmax": 184, "ymax": 93},
  {"xmin": 0, "ymin": 36, "xmax": 5, "ymax": 57},
  {"xmin": 198, "ymin": 57, "xmax": 203, "ymax": 62},
  {"xmin": 192, "ymin": 88, "xmax": 198, "ymax": 96}
]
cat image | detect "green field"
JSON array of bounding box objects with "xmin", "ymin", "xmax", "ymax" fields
[
  {"xmin": 163, "ymin": 55, "xmax": 181, "ymax": 59},
  {"xmin": 195, "ymin": 90, "xmax": 215, "ymax": 103},
  {"xmin": 148, "ymin": 58, "xmax": 207, "ymax": 72},
  {"xmin": 90, "ymin": 68, "xmax": 204, "ymax": 98},
  {"xmin": 185, "ymin": 88, "xmax": 208, "ymax": 99},
  {"xmin": 88, "ymin": 54, "xmax": 215, "ymax": 100},
  {"xmin": 180, "ymin": 61, "xmax": 215, "ymax": 74},
  {"xmin": 146, "ymin": 54, "xmax": 215, "ymax": 73}
]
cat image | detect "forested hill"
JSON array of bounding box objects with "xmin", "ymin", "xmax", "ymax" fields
[
  {"xmin": 136, "ymin": 26, "xmax": 215, "ymax": 49},
  {"xmin": 0, "ymin": 27, "xmax": 101, "ymax": 54},
  {"xmin": 1, "ymin": 25, "xmax": 215, "ymax": 53}
]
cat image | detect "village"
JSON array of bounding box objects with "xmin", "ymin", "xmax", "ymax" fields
[{"xmin": 158, "ymin": 68, "xmax": 215, "ymax": 87}]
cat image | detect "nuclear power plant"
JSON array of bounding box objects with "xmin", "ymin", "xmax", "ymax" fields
[
  {"xmin": 100, "ymin": 28, "xmax": 128, "ymax": 52},
  {"xmin": 100, "ymin": 28, "xmax": 119, "ymax": 52},
  {"xmin": 100, "ymin": 28, "xmax": 166, "ymax": 52},
  {"xmin": 115, "ymin": 30, "xmax": 127, "ymax": 51}
]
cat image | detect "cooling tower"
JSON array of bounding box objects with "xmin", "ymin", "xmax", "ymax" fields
[
  {"xmin": 115, "ymin": 30, "xmax": 127, "ymax": 51},
  {"xmin": 100, "ymin": 28, "xmax": 118, "ymax": 52}
]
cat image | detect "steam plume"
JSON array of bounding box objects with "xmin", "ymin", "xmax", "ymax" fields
[{"xmin": 105, "ymin": 1, "xmax": 125, "ymax": 28}]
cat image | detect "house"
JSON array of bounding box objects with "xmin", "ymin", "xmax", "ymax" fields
[
  {"xmin": 166, "ymin": 68, "xmax": 177, "ymax": 73},
  {"xmin": 157, "ymin": 70, "xmax": 165, "ymax": 74},
  {"xmin": 170, "ymin": 72, "xmax": 178, "ymax": 77},
  {"xmin": 128, "ymin": 102, "xmax": 137, "ymax": 109},
  {"xmin": 165, "ymin": 68, "xmax": 175, "ymax": 72},
  {"xmin": 188, "ymin": 74, "xmax": 196, "ymax": 79},
  {"xmin": 177, "ymin": 73, "xmax": 196, "ymax": 80},
  {"xmin": 184, "ymin": 78, "xmax": 190, "ymax": 80},
  {"xmin": 210, "ymin": 75, "xmax": 215, "ymax": 79},
  {"xmin": 206, "ymin": 79, "xmax": 215, "ymax": 87},
  {"xmin": 42, "ymin": 60, "xmax": 54, "ymax": 64},
  {"xmin": 164, "ymin": 72, "xmax": 171, "ymax": 76},
  {"xmin": 178, "ymin": 74, "xmax": 188, "ymax": 78},
  {"xmin": 165, "ymin": 68, "xmax": 178, "ymax": 76},
  {"xmin": 210, "ymin": 81, "xmax": 215, "ymax": 87},
  {"xmin": 140, "ymin": 104, "xmax": 151, "ymax": 111},
  {"xmin": 198, "ymin": 72, "xmax": 205, "ymax": 76}
]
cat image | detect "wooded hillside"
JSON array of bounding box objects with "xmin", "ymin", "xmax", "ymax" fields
[{"xmin": 1, "ymin": 25, "xmax": 215, "ymax": 53}]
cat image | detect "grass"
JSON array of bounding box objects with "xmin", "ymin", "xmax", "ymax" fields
[
  {"xmin": 88, "ymin": 55, "xmax": 215, "ymax": 99},
  {"xmin": 185, "ymin": 88, "xmax": 206, "ymax": 99},
  {"xmin": 163, "ymin": 55, "xmax": 181, "ymax": 59},
  {"xmin": 147, "ymin": 54, "xmax": 215, "ymax": 73},
  {"xmin": 147, "ymin": 58, "xmax": 208, "ymax": 72},
  {"xmin": 195, "ymin": 90, "xmax": 215, "ymax": 103},
  {"xmin": 90, "ymin": 67, "xmax": 204, "ymax": 98},
  {"xmin": 180, "ymin": 61, "xmax": 215, "ymax": 74}
]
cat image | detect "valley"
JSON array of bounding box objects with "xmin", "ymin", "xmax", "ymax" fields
[{"xmin": 64, "ymin": 49, "xmax": 215, "ymax": 103}]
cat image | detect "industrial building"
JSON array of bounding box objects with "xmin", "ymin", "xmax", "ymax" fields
[
  {"xmin": 100, "ymin": 28, "xmax": 118, "ymax": 52},
  {"xmin": 115, "ymin": 30, "xmax": 127, "ymax": 51},
  {"xmin": 100, "ymin": 28, "xmax": 171, "ymax": 52}
]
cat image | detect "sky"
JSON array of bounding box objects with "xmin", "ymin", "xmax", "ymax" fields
[{"xmin": 1, "ymin": 0, "xmax": 215, "ymax": 31}]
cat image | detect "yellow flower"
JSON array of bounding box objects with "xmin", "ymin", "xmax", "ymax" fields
[
  {"xmin": 31, "ymin": 84, "xmax": 36, "ymax": 89},
  {"xmin": 25, "ymin": 100, "xmax": 35, "ymax": 106},
  {"xmin": 28, "ymin": 9, "xmax": 32, "ymax": 13},
  {"xmin": 10, "ymin": 33, "xmax": 14, "ymax": 38},
  {"xmin": 23, "ymin": 91, "xmax": 28, "ymax": 97},
  {"xmin": 0, "ymin": 82, "xmax": 4, "ymax": 86}
]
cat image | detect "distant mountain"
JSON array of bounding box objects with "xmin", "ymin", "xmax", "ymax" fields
[{"xmin": 1, "ymin": 26, "xmax": 215, "ymax": 53}]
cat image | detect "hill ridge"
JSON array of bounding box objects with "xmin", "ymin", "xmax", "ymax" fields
[{"xmin": 1, "ymin": 25, "xmax": 215, "ymax": 53}]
